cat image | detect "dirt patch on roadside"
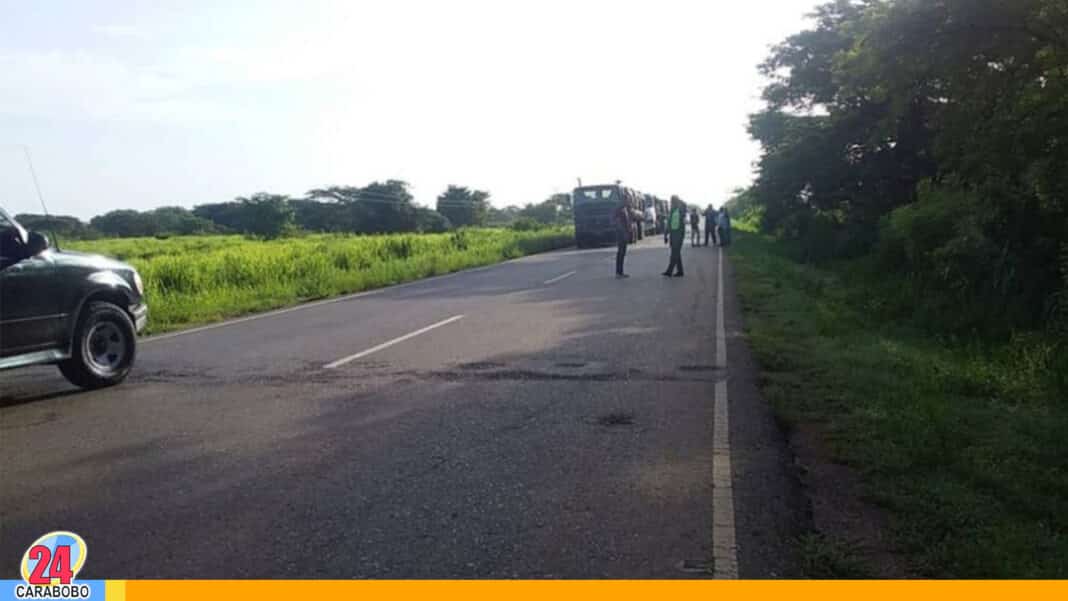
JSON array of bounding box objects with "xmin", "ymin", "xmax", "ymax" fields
[{"xmin": 788, "ymin": 422, "xmax": 910, "ymax": 578}]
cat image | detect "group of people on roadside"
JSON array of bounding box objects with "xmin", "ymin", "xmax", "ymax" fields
[
  {"xmin": 700, "ymin": 204, "xmax": 731, "ymax": 248},
  {"xmin": 614, "ymin": 195, "xmax": 731, "ymax": 279}
]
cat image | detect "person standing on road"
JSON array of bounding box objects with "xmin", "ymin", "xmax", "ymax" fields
[
  {"xmin": 662, "ymin": 196, "xmax": 685, "ymax": 277},
  {"xmin": 613, "ymin": 196, "xmax": 632, "ymax": 279},
  {"xmin": 630, "ymin": 193, "xmax": 642, "ymax": 243},
  {"xmin": 690, "ymin": 208, "xmax": 701, "ymax": 247},
  {"xmin": 661, "ymin": 210, "xmax": 669, "ymax": 244},
  {"xmin": 718, "ymin": 207, "xmax": 732, "ymax": 247},
  {"xmin": 633, "ymin": 197, "xmax": 644, "ymax": 242},
  {"xmin": 704, "ymin": 205, "xmax": 719, "ymax": 247}
]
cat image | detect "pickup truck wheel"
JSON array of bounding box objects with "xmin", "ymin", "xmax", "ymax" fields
[{"xmin": 58, "ymin": 301, "xmax": 137, "ymax": 389}]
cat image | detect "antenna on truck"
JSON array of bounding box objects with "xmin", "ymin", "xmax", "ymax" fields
[{"xmin": 21, "ymin": 145, "xmax": 61, "ymax": 251}]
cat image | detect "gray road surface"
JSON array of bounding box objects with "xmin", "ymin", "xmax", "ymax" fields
[{"xmin": 0, "ymin": 238, "xmax": 803, "ymax": 578}]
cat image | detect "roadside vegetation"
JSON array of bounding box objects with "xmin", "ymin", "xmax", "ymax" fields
[
  {"xmin": 17, "ymin": 178, "xmax": 578, "ymax": 335},
  {"xmin": 731, "ymin": 224, "xmax": 1067, "ymax": 577},
  {"xmin": 70, "ymin": 227, "xmax": 574, "ymax": 334},
  {"xmin": 731, "ymin": 0, "xmax": 1068, "ymax": 577},
  {"xmin": 17, "ymin": 181, "xmax": 573, "ymax": 240},
  {"xmin": 736, "ymin": 0, "xmax": 1067, "ymax": 336}
]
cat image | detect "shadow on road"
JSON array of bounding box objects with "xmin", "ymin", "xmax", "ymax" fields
[{"xmin": 0, "ymin": 382, "xmax": 82, "ymax": 409}]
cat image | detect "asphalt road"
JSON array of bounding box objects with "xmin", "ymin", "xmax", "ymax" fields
[{"xmin": 0, "ymin": 237, "xmax": 803, "ymax": 578}]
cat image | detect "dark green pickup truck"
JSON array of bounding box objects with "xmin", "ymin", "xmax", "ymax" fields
[{"xmin": 0, "ymin": 206, "xmax": 147, "ymax": 389}]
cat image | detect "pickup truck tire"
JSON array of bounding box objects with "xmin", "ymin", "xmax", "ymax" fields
[{"xmin": 58, "ymin": 301, "xmax": 137, "ymax": 389}]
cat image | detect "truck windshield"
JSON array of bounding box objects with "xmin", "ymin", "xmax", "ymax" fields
[{"xmin": 574, "ymin": 187, "xmax": 617, "ymax": 204}]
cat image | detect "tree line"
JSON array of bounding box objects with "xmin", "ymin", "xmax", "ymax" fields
[
  {"xmin": 738, "ymin": 0, "xmax": 1068, "ymax": 333},
  {"xmin": 17, "ymin": 182, "xmax": 574, "ymax": 240}
]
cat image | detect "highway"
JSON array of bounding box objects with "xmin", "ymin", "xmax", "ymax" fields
[{"xmin": 0, "ymin": 238, "xmax": 802, "ymax": 578}]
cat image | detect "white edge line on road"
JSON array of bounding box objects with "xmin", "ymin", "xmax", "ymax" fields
[
  {"xmin": 323, "ymin": 315, "xmax": 465, "ymax": 369},
  {"xmin": 716, "ymin": 251, "xmax": 728, "ymax": 369},
  {"xmin": 713, "ymin": 246, "xmax": 739, "ymax": 579},
  {"xmin": 141, "ymin": 249, "xmax": 571, "ymax": 345},
  {"xmin": 543, "ymin": 271, "xmax": 576, "ymax": 285}
]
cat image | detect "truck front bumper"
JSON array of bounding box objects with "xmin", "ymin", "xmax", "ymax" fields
[{"xmin": 130, "ymin": 302, "xmax": 148, "ymax": 334}]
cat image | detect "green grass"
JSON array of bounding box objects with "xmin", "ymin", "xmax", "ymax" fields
[
  {"xmin": 794, "ymin": 533, "xmax": 874, "ymax": 579},
  {"xmin": 729, "ymin": 224, "xmax": 1068, "ymax": 577},
  {"xmin": 69, "ymin": 228, "xmax": 574, "ymax": 334}
]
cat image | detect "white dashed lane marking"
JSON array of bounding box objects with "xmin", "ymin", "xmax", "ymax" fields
[
  {"xmin": 324, "ymin": 315, "xmax": 466, "ymax": 369},
  {"xmin": 543, "ymin": 271, "xmax": 577, "ymax": 285}
]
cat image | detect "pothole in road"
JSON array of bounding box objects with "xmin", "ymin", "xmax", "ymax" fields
[
  {"xmin": 554, "ymin": 361, "xmax": 588, "ymax": 368},
  {"xmin": 596, "ymin": 411, "xmax": 635, "ymax": 427}
]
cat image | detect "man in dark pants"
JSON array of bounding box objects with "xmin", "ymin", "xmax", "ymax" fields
[
  {"xmin": 662, "ymin": 196, "xmax": 685, "ymax": 277},
  {"xmin": 718, "ymin": 207, "xmax": 732, "ymax": 247},
  {"xmin": 704, "ymin": 205, "xmax": 718, "ymax": 246},
  {"xmin": 613, "ymin": 197, "xmax": 632, "ymax": 279}
]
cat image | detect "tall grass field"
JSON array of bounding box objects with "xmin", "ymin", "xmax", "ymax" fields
[{"xmin": 69, "ymin": 227, "xmax": 574, "ymax": 334}]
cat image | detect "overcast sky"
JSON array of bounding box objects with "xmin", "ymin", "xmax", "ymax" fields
[{"xmin": 0, "ymin": 0, "xmax": 820, "ymax": 220}]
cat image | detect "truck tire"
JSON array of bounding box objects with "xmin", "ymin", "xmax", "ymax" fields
[{"xmin": 58, "ymin": 301, "xmax": 137, "ymax": 389}]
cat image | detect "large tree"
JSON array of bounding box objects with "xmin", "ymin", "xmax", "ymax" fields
[
  {"xmin": 308, "ymin": 180, "xmax": 418, "ymax": 234},
  {"xmin": 518, "ymin": 193, "xmax": 572, "ymax": 225},
  {"xmin": 435, "ymin": 185, "xmax": 490, "ymax": 228},
  {"xmin": 193, "ymin": 202, "xmax": 244, "ymax": 232},
  {"xmin": 233, "ymin": 193, "xmax": 294, "ymax": 239},
  {"xmin": 90, "ymin": 210, "xmax": 158, "ymax": 238},
  {"xmin": 415, "ymin": 207, "xmax": 452, "ymax": 233},
  {"xmin": 148, "ymin": 206, "xmax": 217, "ymax": 235},
  {"xmin": 486, "ymin": 205, "xmax": 522, "ymax": 226},
  {"xmin": 747, "ymin": 0, "xmax": 1068, "ymax": 329},
  {"xmin": 15, "ymin": 214, "xmax": 95, "ymax": 239},
  {"xmin": 289, "ymin": 199, "xmax": 349, "ymax": 233}
]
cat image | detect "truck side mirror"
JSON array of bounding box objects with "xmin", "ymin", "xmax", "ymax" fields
[{"xmin": 26, "ymin": 231, "xmax": 50, "ymax": 256}]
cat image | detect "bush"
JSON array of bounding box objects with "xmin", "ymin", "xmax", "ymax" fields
[
  {"xmin": 511, "ymin": 217, "xmax": 542, "ymax": 231},
  {"xmin": 796, "ymin": 212, "xmax": 839, "ymax": 263},
  {"xmin": 1052, "ymin": 243, "xmax": 1068, "ymax": 334},
  {"xmin": 416, "ymin": 208, "xmax": 452, "ymax": 233},
  {"xmin": 875, "ymin": 182, "xmax": 1006, "ymax": 331}
]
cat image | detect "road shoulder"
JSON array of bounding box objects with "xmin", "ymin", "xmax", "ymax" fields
[{"xmin": 719, "ymin": 248, "xmax": 808, "ymax": 578}]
